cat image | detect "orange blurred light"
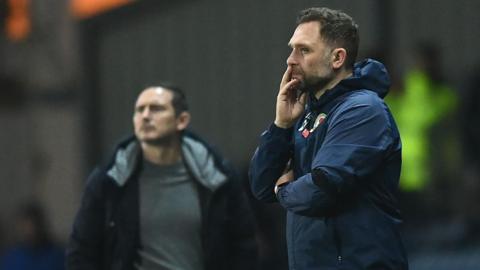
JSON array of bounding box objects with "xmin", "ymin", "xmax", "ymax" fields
[
  {"xmin": 71, "ymin": 0, "xmax": 134, "ymax": 19},
  {"xmin": 5, "ymin": 0, "xmax": 31, "ymax": 41}
]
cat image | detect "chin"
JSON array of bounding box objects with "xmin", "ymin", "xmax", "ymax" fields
[
  {"xmin": 141, "ymin": 134, "xmax": 177, "ymax": 145},
  {"xmin": 137, "ymin": 134, "xmax": 159, "ymax": 142},
  {"xmin": 142, "ymin": 134, "xmax": 162, "ymax": 141}
]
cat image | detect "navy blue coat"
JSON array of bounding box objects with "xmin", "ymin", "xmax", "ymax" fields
[{"xmin": 250, "ymin": 59, "xmax": 408, "ymax": 269}]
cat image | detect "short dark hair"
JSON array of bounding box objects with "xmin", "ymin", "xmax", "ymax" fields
[
  {"xmin": 144, "ymin": 82, "xmax": 189, "ymax": 116},
  {"xmin": 296, "ymin": 7, "xmax": 359, "ymax": 69}
]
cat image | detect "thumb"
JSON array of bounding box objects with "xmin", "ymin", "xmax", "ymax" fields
[{"xmin": 298, "ymin": 92, "xmax": 307, "ymax": 105}]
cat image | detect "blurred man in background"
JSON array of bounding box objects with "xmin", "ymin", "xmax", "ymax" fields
[
  {"xmin": 386, "ymin": 43, "xmax": 460, "ymax": 241},
  {"xmin": 0, "ymin": 202, "xmax": 65, "ymax": 270},
  {"xmin": 67, "ymin": 83, "xmax": 257, "ymax": 270},
  {"xmin": 249, "ymin": 7, "xmax": 408, "ymax": 269}
]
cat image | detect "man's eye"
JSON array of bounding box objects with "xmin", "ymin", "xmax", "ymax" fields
[
  {"xmin": 300, "ymin": 48, "xmax": 310, "ymax": 54},
  {"xmin": 149, "ymin": 106, "xmax": 163, "ymax": 112}
]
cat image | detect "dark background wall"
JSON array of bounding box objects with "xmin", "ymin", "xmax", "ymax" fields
[
  {"xmin": 84, "ymin": 0, "xmax": 480, "ymax": 168},
  {"xmin": 84, "ymin": 0, "xmax": 382, "ymax": 170}
]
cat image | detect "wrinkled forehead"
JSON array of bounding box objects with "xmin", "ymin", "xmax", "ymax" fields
[
  {"xmin": 135, "ymin": 87, "xmax": 173, "ymax": 107},
  {"xmin": 288, "ymin": 21, "xmax": 322, "ymax": 47}
]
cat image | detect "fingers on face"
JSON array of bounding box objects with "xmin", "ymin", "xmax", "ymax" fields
[
  {"xmin": 299, "ymin": 92, "xmax": 307, "ymax": 104},
  {"xmin": 281, "ymin": 66, "xmax": 292, "ymax": 85},
  {"xmin": 286, "ymin": 78, "xmax": 299, "ymax": 90},
  {"xmin": 280, "ymin": 66, "xmax": 301, "ymax": 98}
]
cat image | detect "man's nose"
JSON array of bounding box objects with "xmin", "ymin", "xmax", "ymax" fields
[
  {"xmin": 286, "ymin": 50, "xmax": 297, "ymax": 66},
  {"xmin": 142, "ymin": 107, "xmax": 151, "ymax": 118}
]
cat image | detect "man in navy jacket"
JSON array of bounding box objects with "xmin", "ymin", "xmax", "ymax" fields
[{"xmin": 249, "ymin": 7, "xmax": 408, "ymax": 269}]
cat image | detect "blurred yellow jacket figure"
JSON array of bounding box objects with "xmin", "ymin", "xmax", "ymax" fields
[{"xmin": 386, "ymin": 68, "xmax": 457, "ymax": 191}]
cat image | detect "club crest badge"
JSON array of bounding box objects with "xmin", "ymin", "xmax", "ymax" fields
[
  {"xmin": 310, "ymin": 113, "xmax": 327, "ymax": 133},
  {"xmin": 299, "ymin": 112, "xmax": 327, "ymax": 138}
]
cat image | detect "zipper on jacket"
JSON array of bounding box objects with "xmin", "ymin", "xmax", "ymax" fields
[
  {"xmin": 198, "ymin": 184, "xmax": 212, "ymax": 252},
  {"xmin": 332, "ymin": 218, "xmax": 343, "ymax": 265}
]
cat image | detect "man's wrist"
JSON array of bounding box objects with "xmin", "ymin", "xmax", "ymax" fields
[
  {"xmin": 274, "ymin": 120, "xmax": 293, "ymax": 129},
  {"xmin": 267, "ymin": 122, "xmax": 294, "ymax": 139}
]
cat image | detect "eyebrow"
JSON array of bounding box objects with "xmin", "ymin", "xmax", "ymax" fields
[
  {"xmin": 288, "ymin": 42, "xmax": 312, "ymax": 49},
  {"xmin": 135, "ymin": 103, "xmax": 165, "ymax": 110}
]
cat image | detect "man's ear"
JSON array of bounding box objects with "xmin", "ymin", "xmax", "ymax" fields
[
  {"xmin": 176, "ymin": 111, "xmax": 191, "ymax": 131},
  {"xmin": 331, "ymin": 48, "xmax": 347, "ymax": 69}
]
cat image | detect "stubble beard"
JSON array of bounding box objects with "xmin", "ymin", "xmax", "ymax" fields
[
  {"xmin": 298, "ymin": 72, "xmax": 335, "ymax": 94},
  {"xmin": 139, "ymin": 131, "xmax": 179, "ymax": 147}
]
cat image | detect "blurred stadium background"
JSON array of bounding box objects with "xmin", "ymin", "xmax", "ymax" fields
[{"xmin": 1, "ymin": 0, "xmax": 479, "ymax": 269}]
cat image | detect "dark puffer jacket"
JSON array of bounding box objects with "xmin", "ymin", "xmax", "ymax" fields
[{"xmin": 67, "ymin": 131, "xmax": 257, "ymax": 270}]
